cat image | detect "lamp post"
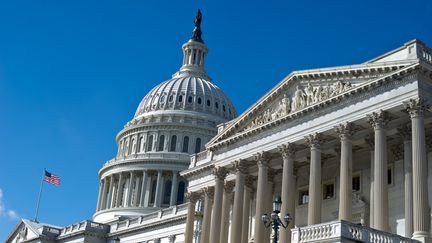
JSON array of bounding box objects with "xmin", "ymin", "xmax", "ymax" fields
[{"xmin": 262, "ymin": 196, "xmax": 292, "ymax": 243}]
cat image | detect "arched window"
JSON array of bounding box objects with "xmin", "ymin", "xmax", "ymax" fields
[
  {"xmin": 207, "ymin": 99, "xmax": 211, "ymax": 106},
  {"xmin": 197, "ymin": 97, "xmax": 202, "ymax": 104},
  {"xmin": 118, "ymin": 141, "xmax": 123, "ymax": 156},
  {"xmin": 163, "ymin": 180, "xmax": 172, "ymax": 205},
  {"xmin": 222, "ymin": 105, "xmax": 226, "ymax": 112},
  {"xmin": 177, "ymin": 181, "xmax": 186, "ymax": 204},
  {"xmin": 158, "ymin": 135, "xmax": 165, "ymax": 151},
  {"xmin": 188, "ymin": 96, "xmax": 193, "ymax": 103},
  {"xmin": 170, "ymin": 135, "xmax": 177, "ymax": 152},
  {"xmin": 215, "ymin": 102, "xmax": 219, "ymax": 109},
  {"xmin": 146, "ymin": 135, "xmax": 153, "ymax": 152},
  {"xmin": 178, "ymin": 95, "xmax": 183, "ymax": 102},
  {"xmin": 124, "ymin": 140, "xmax": 130, "ymax": 156},
  {"xmin": 195, "ymin": 138, "xmax": 201, "ymax": 154},
  {"xmin": 131, "ymin": 138, "xmax": 136, "ymax": 154},
  {"xmin": 150, "ymin": 179, "xmax": 157, "ymax": 205},
  {"xmin": 182, "ymin": 136, "xmax": 189, "ymax": 153},
  {"xmin": 137, "ymin": 136, "xmax": 143, "ymax": 152}
]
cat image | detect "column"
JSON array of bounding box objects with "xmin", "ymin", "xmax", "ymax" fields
[
  {"xmin": 253, "ymin": 152, "xmax": 270, "ymax": 243},
  {"xmin": 209, "ymin": 167, "xmax": 228, "ymax": 243},
  {"xmin": 405, "ymin": 98, "xmax": 431, "ymax": 242},
  {"xmin": 184, "ymin": 192, "xmax": 199, "ymax": 243},
  {"xmin": 336, "ymin": 123, "xmax": 354, "ymax": 221},
  {"xmin": 168, "ymin": 235, "xmax": 176, "ymax": 243},
  {"xmin": 154, "ymin": 170, "xmax": 163, "ymax": 207},
  {"xmin": 96, "ymin": 180, "xmax": 103, "ymax": 211},
  {"xmin": 230, "ymin": 160, "xmax": 248, "ymax": 243},
  {"xmin": 170, "ymin": 171, "xmax": 179, "ymax": 206},
  {"xmin": 367, "ymin": 110, "xmax": 389, "ymax": 231},
  {"xmin": 220, "ymin": 181, "xmax": 234, "ymax": 243},
  {"xmin": 201, "ymin": 187, "xmax": 214, "ymax": 243},
  {"xmin": 133, "ymin": 175, "xmax": 141, "ymax": 206},
  {"xmin": 116, "ymin": 173, "xmax": 124, "ymax": 207},
  {"xmin": 126, "ymin": 171, "xmax": 134, "ymax": 207},
  {"xmin": 139, "ymin": 170, "xmax": 148, "ymax": 207},
  {"xmin": 110, "ymin": 178, "xmax": 117, "ymax": 208},
  {"xmin": 100, "ymin": 177, "xmax": 109, "ymax": 210},
  {"xmin": 265, "ymin": 175, "xmax": 274, "ymax": 241},
  {"xmin": 305, "ymin": 133, "xmax": 323, "ymax": 225},
  {"xmin": 107, "ymin": 175, "xmax": 114, "ymax": 209},
  {"xmin": 241, "ymin": 177, "xmax": 253, "ymax": 243},
  {"xmin": 365, "ymin": 136, "xmax": 375, "ymax": 228},
  {"xmin": 278, "ymin": 143, "xmax": 296, "ymax": 243}
]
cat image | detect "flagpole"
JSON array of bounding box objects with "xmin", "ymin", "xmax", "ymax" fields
[{"xmin": 34, "ymin": 168, "xmax": 45, "ymax": 223}]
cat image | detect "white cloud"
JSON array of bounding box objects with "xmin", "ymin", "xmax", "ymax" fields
[{"xmin": 0, "ymin": 188, "xmax": 19, "ymax": 220}]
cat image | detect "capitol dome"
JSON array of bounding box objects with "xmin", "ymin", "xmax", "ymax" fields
[{"xmin": 93, "ymin": 10, "xmax": 236, "ymax": 223}]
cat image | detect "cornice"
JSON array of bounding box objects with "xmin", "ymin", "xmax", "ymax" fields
[
  {"xmin": 180, "ymin": 162, "xmax": 214, "ymax": 179},
  {"xmin": 208, "ymin": 62, "xmax": 421, "ymax": 150}
]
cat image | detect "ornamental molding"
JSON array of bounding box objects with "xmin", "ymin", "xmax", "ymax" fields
[{"xmin": 207, "ymin": 63, "xmax": 421, "ymax": 150}]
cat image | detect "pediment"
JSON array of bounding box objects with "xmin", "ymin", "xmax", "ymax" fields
[
  {"xmin": 5, "ymin": 220, "xmax": 39, "ymax": 243},
  {"xmin": 207, "ymin": 61, "xmax": 419, "ymax": 149}
]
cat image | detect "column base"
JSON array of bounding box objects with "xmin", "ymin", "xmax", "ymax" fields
[{"xmin": 412, "ymin": 232, "xmax": 432, "ymax": 243}]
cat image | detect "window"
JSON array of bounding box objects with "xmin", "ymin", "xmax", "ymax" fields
[
  {"xmin": 124, "ymin": 140, "xmax": 129, "ymax": 156},
  {"xmin": 198, "ymin": 97, "xmax": 202, "ymax": 104},
  {"xmin": 182, "ymin": 136, "xmax": 189, "ymax": 153},
  {"xmin": 323, "ymin": 183, "xmax": 335, "ymax": 199},
  {"xmin": 169, "ymin": 95, "xmax": 173, "ymax": 102},
  {"xmin": 352, "ymin": 175, "xmax": 361, "ymax": 192},
  {"xmin": 222, "ymin": 105, "xmax": 226, "ymax": 112},
  {"xmin": 137, "ymin": 137, "xmax": 143, "ymax": 152},
  {"xmin": 150, "ymin": 179, "xmax": 157, "ymax": 204},
  {"xmin": 146, "ymin": 135, "xmax": 153, "ymax": 152},
  {"xmin": 170, "ymin": 135, "xmax": 177, "ymax": 152},
  {"xmin": 195, "ymin": 138, "xmax": 201, "ymax": 154},
  {"xmin": 177, "ymin": 181, "xmax": 186, "ymax": 204},
  {"xmin": 299, "ymin": 189, "xmax": 309, "ymax": 205},
  {"xmin": 388, "ymin": 166, "xmax": 393, "ymax": 185},
  {"xmin": 178, "ymin": 95, "xmax": 183, "ymax": 102},
  {"xmin": 131, "ymin": 138, "xmax": 136, "ymax": 154},
  {"xmin": 188, "ymin": 96, "xmax": 193, "ymax": 103},
  {"xmin": 157, "ymin": 135, "xmax": 165, "ymax": 151},
  {"xmin": 207, "ymin": 99, "xmax": 211, "ymax": 106},
  {"xmin": 163, "ymin": 180, "xmax": 172, "ymax": 205},
  {"xmin": 215, "ymin": 102, "xmax": 219, "ymax": 109}
]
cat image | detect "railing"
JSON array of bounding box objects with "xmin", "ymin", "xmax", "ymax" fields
[
  {"xmin": 291, "ymin": 220, "xmax": 418, "ymax": 243},
  {"xmin": 420, "ymin": 46, "xmax": 432, "ymax": 65},
  {"xmin": 60, "ymin": 220, "xmax": 109, "ymax": 236},
  {"xmin": 104, "ymin": 152, "xmax": 191, "ymax": 167}
]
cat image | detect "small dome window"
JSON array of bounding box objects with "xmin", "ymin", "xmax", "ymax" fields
[
  {"xmin": 188, "ymin": 96, "xmax": 193, "ymax": 103},
  {"xmin": 215, "ymin": 102, "xmax": 219, "ymax": 109},
  {"xmin": 206, "ymin": 99, "xmax": 211, "ymax": 106},
  {"xmin": 222, "ymin": 105, "xmax": 226, "ymax": 112},
  {"xmin": 178, "ymin": 95, "xmax": 183, "ymax": 102},
  {"xmin": 197, "ymin": 97, "xmax": 202, "ymax": 104},
  {"xmin": 229, "ymin": 108, "xmax": 232, "ymax": 115},
  {"xmin": 168, "ymin": 95, "xmax": 174, "ymax": 102}
]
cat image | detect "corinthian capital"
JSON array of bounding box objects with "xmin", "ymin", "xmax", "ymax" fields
[
  {"xmin": 335, "ymin": 122, "xmax": 355, "ymax": 140},
  {"xmin": 202, "ymin": 186, "xmax": 214, "ymax": 199},
  {"xmin": 233, "ymin": 160, "xmax": 248, "ymax": 174},
  {"xmin": 224, "ymin": 181, "xmax": 235, "ymax": 193},
  {"xmin": 305, "ymin": 133, "xmax": 324, "ymax": 149},
  {"xmin": 213, "ymin": 167, "xmax": 228, "ymax": 180},
  {"xmin": 404, "ymin": 98, "xmax": 429, "ymax": 118},
  {"xmin": 186, "ymin": 191, "xmax": 200, "ymax": 203},
  {"xmin": 367, "ymin": 110, "xmax": 389, "ymax": 129},
  {"xmin": 278, "ymin": 143, "xmax": 296, "ymax": 159},
  {"xmin": 254, "ymin": 152, "xmax": 270, "ymax": 167}
]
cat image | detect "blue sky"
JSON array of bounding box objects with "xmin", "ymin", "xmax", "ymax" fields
[{"xmin": 0, "ymin": 0, "xmax": 431, "ymax": 239}]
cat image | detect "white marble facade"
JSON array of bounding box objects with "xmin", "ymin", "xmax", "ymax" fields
[{"xmin": 5, "ymin": 13, "xmax": 432, "ymax": 243}]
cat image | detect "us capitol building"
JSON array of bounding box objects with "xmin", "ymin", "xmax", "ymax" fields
[{"xmin": 6, "ymin": 11, "xmax": 432, "ymax": 243}]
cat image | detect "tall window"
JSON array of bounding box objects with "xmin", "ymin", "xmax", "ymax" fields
[
  {"xmin": 163, "ymin": 180, "xmax": 172, "ymax": 205},
  {"xmin": 299, "ymin": 189, "xmax": 309, "ymax": 205},
  {"xmin": 124, "ymin": 140, "xmax": 129, "ymax": 156},
  {"xmin": 150, "ymin": 179, "xmax": 157, "ymax": 205},
  {"xmin": 177, "ymin": 181, "xmax": 186, "ymax": 204},
  {"xmin": 170, "ymin": 135, "xmax": 177, "ymax": 152},
  {"xmin": 146, "ymin": 135, "xmax": 153, "ymax": 152},
  {"xmin": 195, "ymin": 138, "xmax": 201, "ymax": 153},
  {"xmin": 131, "ymin": 138, "xmax": 136, "ymax": 154},
  {"xmin": 182, "ymin": 136, "xmax": 189, "ymax": 153},
  {"xmin": 158, "ymin": 135, "xmax": 165, "ymax": 151},
  {"xmin": 137, "ymin": 137, "xmax": 143, "ymax": 152}
]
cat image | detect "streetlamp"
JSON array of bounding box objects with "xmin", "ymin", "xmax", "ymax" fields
[{"xmin": 261, "ymin": 196, "xmax": 292, "ymax": 243}]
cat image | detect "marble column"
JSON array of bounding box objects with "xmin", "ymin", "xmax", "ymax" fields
[
  {"xmin": 209, "ymin": 167, "xmax": 228, "ymax": 243},
  {"xmin": 397, "ymin": 125, "xmax": 414, "ymax": 237},
  {"xmin": 116, "ymin": 173, "xmax": 124, "ymax": 207},
  {"xmin": 279, "ymin": 143, "xmax": 296, "ymax": 243},
  {"xmin": 365, "ymin": 136, "xmax": 375, "ymax": 228},
  {"xmin": 220, "ymin": 181, "xmax": 234, "ymax": 243},
  {"xmin": 168, "ymin": 235, "xmax": 176, "ymax": 243},
  {"xmin": 336, "ymin": 123, "xmax": 354, "ymax": 221},
  {"xmin": 265, "ymin": 176, "xmax": 274, "ymax": 241},
  {"xmin": 170, "ymin": 171, "xmax": 179, "ymax": 206},
  {"xmin": 126, "ymin": 171, "xmax": 134, "ymax": 207},
  {"xmin": 110, "ymin": 179, "xmax": 117, "ymax": 208},
  {"xmin": 241, "ymin": 178, "xmax": 253, "ymax": 243},
  {"xmin": 405, "ymin": 98, "xmax": 431, "ymax": 242},
  {"xmin": 133, "ymin": 175, "xmax": 141, "ymax": 206},
  {"xmin": 154, "ymin": 170, "xmax": 163, "ymax": 207},
  {"xmin": 367, "ymin": 110, "xmax": 389, "ymax": 231},
  {"xmin": 139, "ymin": 170, "xmax": 148, "ymax": 207},
  {"xmin": 96, "ymin": 180, "xmax": 103, "ymax": 211},
  {"xmin": 254, "ymin": 152, "xmax": 270, "ymax": 243},
  {"xmin": 107, "ymin": 175, "xmax": 114, "ymax": 209},
  {"xmin": 201, "ymin": 187, "xmax": 214, "ymax": 243},
  {"xmin": 230, "ymin": 160, "xmax": 248, "ymax": 243},
  {"xmin": 305, "ymin": 133, "xmax": 323, "ymax": 225},
  {"xmin": 100, "ymin": 177, "xmax": 109, "ymax": 210},
  {"xmin": 184, "ymin": 192, "xmax": 199, "ymax": 243}
]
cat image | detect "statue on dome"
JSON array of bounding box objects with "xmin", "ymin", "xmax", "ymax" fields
[{"xmin": 192, "ymin": 9, "xmax": 204, "ymax": 43}]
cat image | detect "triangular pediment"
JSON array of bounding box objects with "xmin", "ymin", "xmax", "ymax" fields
[
  {"xmin": 5, "ymin": 220, "xmax": 40, "ymax": 243},
  {"xmin": 207, "ymin": 60, "xmax": 420, "ymax": 149}
]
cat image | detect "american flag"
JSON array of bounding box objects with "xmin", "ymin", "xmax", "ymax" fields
[{"xmin": 44, "ymin": 170, "xmax": 60, "ymax": 186}]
